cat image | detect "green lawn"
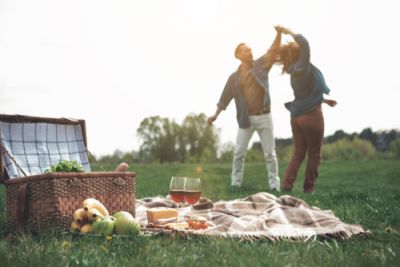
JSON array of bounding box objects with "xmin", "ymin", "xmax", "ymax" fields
[{"xmin": 0, "ymin": 160, "xmax": 399, "ymax": 267}]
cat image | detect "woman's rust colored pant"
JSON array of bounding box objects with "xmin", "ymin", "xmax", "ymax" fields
[{"xmin": 283, "ymin": 105, "xmax": 324, "ymax": 193}]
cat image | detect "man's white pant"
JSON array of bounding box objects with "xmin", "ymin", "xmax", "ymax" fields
[{"xmin": 231, "ymin": 113, "xmax": 280, "ymax": 190}]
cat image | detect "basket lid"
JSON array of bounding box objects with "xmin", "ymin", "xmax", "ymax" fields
[{"xmin": 0, "ymin": 114, "xmax": 91, "ymax": 181}]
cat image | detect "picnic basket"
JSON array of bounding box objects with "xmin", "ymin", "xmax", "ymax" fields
[{"xmin": 0, "ymin": 114, "xmax": 136, "ymax": 234}]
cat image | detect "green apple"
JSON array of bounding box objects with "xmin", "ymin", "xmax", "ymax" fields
[
  {"xmin": 92, "ymin": 215, "xmax": 116, "ymax": 236},
  {"xmin": 113, "ymin": 211, "xmax": 140, "ymax": 235}
]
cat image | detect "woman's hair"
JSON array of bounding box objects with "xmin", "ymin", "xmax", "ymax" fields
[{"xmin": 278, "ymin": 42, "xmax": 300, "ymax": 74}]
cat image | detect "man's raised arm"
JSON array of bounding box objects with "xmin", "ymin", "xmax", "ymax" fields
[{"xmin": 264, "ymin": 25, "xmax": 284, "ymax": 67}]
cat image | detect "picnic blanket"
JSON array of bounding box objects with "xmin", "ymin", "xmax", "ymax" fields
[{"xmin": 136, "ymin": 192, "xmax": 368, "ymax": 240}]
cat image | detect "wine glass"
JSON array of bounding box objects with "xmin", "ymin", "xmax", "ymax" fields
[
  {"xmin": 184, "ymin": 177, "xmax": 201, "ymax": 205},
  {"xmin": 169, "ymin": 176, "xmax": 186, "ymax": 207}
]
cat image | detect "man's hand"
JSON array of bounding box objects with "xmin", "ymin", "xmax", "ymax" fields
[
  {"xmin": 207, "ymin": 115, "xmax": 217, "ymax": 126},
  {"xmin": 276, "ymin": 25, "xmax": 292, "ymax": 35},
  {"xmin": 208, "ymin": 107, "xmax": 222, "ymax": 126},
  {"xmin": 281, "ymin": 27, "xmax": 294, "ymax": 36},
  {"xmin": 274, "ymin": 25, "xmax": 285, "ymax": 33}
]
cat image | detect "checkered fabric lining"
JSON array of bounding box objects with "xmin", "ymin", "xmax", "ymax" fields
[{"xmin": 0, "ymin": 122, "xmax": 91, "ymax": 178}]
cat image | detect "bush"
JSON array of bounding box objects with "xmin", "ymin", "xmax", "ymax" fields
[
  {"xmin": 218, "ymin": 142, "xmax": 234, "ymax": 163},
  {"xmin": 217, "ymin": 142, "xmax": 293, "ymax": 163},
  {"xmin": 245, "ymin": 149, "xmax": 264, "ymax": 162},
  {"xmin": 276, "ymin": 145, "xmax": 293, "ymax": 163},
  {"xmin": 387, "ymin": 139, "xmax": 400, "ymax": 159},
  {"xmin": 322, "ymin": 137, "xmax": 376, "ymax": 160}
]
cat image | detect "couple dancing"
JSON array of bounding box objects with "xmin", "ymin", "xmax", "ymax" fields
[{"xmin": 208, "ymin": 25, "xmax": 337, "ymax": 193}]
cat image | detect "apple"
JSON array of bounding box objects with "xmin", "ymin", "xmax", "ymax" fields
[
  {"xmin": 92, "ymin": 215, "xmax": 116, "ymax": 236},
  {"xmin": 113, "ymin": 211, "xmax": 140, "ymax": 235}
]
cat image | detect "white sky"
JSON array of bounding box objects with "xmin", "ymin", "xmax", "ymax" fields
[{"xmin": 1, "ymin": 0, "xmax": 399, "ymax": 156}]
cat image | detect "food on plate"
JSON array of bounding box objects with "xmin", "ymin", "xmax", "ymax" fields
[
  {"xmin": 187, "ymin": 216, "xmax": 208, "ymax": 230},
  {"xmin": 165, "ymin": 222, "xmax": 189, "ymax": 231}
]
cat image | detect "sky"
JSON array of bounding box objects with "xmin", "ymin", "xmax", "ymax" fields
[{"xmin": 1, "ymin": 0, "xmax": 399, "ymax": 156}]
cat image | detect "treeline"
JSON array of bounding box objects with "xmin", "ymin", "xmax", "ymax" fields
[
  {"xmin": 262, "ymin": 128, "xmax": 400, "ymax": 151},
  {"xmin": 257, "ymin": 128, "xmax": 400, "ymax": 161},
  {"xmin": 137, "ymin": 113, "xmax": 220, "ymax": 163},
  {"xmin": 323, "ymin": 128, "xmax": 400, "ymax": 160},
  {"xmin": 95, "ymin": 113, "xmax": 400, "ymax": 164},
  {"xmin": 97, "ymin": 113, "xmax": 219, "ymax": 165}
]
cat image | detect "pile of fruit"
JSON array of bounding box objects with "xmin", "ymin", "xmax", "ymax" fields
[
  {"xmin": 71, "ymin": 198, "xmax": 140, "ymax": 237},
  {"xmin": 45, "ymin": 160, "xmax": 85, "ymax": 173}
]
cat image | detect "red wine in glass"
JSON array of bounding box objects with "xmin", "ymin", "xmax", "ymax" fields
[
  {"xmin": 170, "ymin": 190, "xmax": 185, "ymax": 203},
  {"xmin": 184, "ymin": 178, "xmax": 201, "ymax": 205},
  {"xmin": 169, "ymin": 177, "xmax": 186, "ymax": 206},
  {"xmin": 184, "ymin": 190, "xmax": 201, "ymax": 205}
]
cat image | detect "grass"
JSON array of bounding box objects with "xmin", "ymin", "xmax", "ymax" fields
[{"xmin": 0, "ymin": 159, "xmax": 399, "ymax": 267}]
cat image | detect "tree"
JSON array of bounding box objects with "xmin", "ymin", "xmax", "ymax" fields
[
  {"xmin": 182, "ymin": 113, "xmax": 218, "ymax": 162},
  {"xmin": 136, "ymin": 116, "xmax": 180, "ymax": 163},
  {"xmin": 136, "ymin": 113, "xmax": 219, "ymax": 163},
  {"xmin": 360, "ymin": 128, "xmax": 374, "ymax": 141},
  {"xmin": 325, "ymin": 129, "xmax": 347, "ymax": 143},
  {"xmin": 389, "ymin": 139, "xmax": 400, "ymax": 159},
  {"xmin": 219, "ymin": 142, "xmax": 234, "ymax": 163}
]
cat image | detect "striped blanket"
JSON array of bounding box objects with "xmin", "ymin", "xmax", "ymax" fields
[{"xmin": 136, "ymin": 192, "xmax": 367, "ymax": 240}]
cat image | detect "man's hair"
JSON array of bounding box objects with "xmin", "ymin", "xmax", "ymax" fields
[{"xmin": 234, "ymin": 43, "xmax": 246, "ymax": 59}]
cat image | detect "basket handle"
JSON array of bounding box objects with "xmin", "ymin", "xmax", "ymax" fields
[
  {"xmin": 17, "ymin": 184, "xmax": 28, "ymax": 233},
  {"xmin": 85, "ymin": 148, "xmax": 106, "ymax": 171}
]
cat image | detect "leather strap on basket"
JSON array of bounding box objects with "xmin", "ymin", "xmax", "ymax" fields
[
  {"xmin": 17, "ymin": 183, "xmax": 28, "ymax": 233},
  {"xmin": 3, "ymin": 148, "xmax": 28, "ymax": 177}
]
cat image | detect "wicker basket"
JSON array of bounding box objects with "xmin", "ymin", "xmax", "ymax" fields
[{"xmin": 0, "ymin": 114, "xmax": 136, "ymax": 234}]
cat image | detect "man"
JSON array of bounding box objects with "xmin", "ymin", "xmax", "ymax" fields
[{"xmin": 208, "ymin": 25, "xmax": 283, "ymax": 191}]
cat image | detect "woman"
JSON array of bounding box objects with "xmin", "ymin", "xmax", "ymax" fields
[{"xmin": 277, "ymin": 27, "xmax": 337, "ymax": 193}]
